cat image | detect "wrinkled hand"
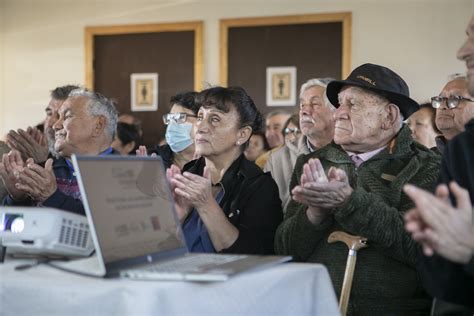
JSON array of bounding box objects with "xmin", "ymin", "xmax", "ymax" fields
[
  {"xmin": 0, "ymin": 150, "xmax": 28, "ymax": 200},
  {"xmin": 16, "ymin": 158, "xmax": 57, "ymax": 203},
  {"xmin": 166, "ymin": 164, "xmax": 191, "ymax": 222},
  {"xmin": 6, "ymin": 127, "xmax": 49, "ymax": 163},
  {"xmin": 170, "ymin": 166, "xmax": 214, "ymax": 212},
  {"xmin": 292, "ymin": 158, "xmax": 353, "ymax": 211},
  {"xmin": 291, "ymin": 159, "xmax": 328, "ymax": 224},
  {"xmin": 28, "ymin": 126, "xmax": 45, "ymax": 145},
  {"xmin": 404, "ymin": 182, "xmax": 474, "ymax": 264}
]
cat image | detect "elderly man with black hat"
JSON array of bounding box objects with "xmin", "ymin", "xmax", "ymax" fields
[{"xmin": 275, "ymin": 63, "xmax": 441, "ymax": 315}]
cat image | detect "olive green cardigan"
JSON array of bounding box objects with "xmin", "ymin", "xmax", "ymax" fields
[{"xmin": 275, "ymin": 126, "xmax": 441, "ymax": 315}]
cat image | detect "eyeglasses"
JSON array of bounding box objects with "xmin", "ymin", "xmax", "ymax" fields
[
  {"xmin": 162, "ymin": 112, "xmax": 197, "ymax": 125},
  {"xmin": 430, "ymin": 96, "xmax": 474, "ymax": 109},
  {"xmin": 283, "ymin": 127, "xmax": 301, "ymax": 135}
]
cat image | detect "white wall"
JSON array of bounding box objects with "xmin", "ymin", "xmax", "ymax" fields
[
  {"xmin": 0, "ymin": 0, "xmax": 4, "ymax": 131},
  {"xmin": 0, "ymin": 0, "xmax": 472, "ymax": 134}
]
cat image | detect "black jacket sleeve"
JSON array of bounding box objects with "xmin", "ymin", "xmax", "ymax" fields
[
  {"xmin": 221, "ymin": 174, "xmax": 283, "ymax": 255},
  {"xmin": 418, "ymin": 128, "xmax": 474, "ymax": 307}
]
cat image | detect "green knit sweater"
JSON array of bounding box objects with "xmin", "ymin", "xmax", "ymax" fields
[{"xmin": 275, "ymin": 125, "xmax": 441, "ymax": 315}]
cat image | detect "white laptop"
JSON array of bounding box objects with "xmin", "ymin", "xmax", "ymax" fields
[{"xmin": 52, "ymin": 155, "xmax": 290, "ymax": 281}]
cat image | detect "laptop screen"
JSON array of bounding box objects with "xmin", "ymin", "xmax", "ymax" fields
[{"xmin": 74, "ymin": 156, "xmax": 185, "ymax": 264}]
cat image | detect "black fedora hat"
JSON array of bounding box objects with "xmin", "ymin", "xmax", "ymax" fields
[{"xmin": 326, "ymin": 63, "xmax": 419, "ymax": 118}]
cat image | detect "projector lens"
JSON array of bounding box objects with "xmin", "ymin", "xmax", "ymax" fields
[
  {"xmin": 10, "ymin": 217, "xmax": 25, "ymax": 233},
  {"xmin": 1, "ymin": 213, "xmax": 24, "ymax": 233}
]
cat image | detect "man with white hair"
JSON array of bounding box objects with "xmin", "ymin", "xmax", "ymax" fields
[
  {"xmin": 265, "ymin": 78, "xmax": 335, "ymax": 208},
  {"xmin": 433, "ymin": 75, "xmax": 474, "ymax": 153},
  {"xmin": 0, "ymin": 89, "xmax": 118, "ymax": 215},
  {"xmin": 275, "ymin": 63, "xmax": 441, "ymax": 315}
]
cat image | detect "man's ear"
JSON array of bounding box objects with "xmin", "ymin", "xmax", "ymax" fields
[
  {"xmin": 237, "ymin": 126, "xmax": 252, "ymax": 146},
  {"xmin": 382, "ymin": 103, "xmax": 400, "ymax": 130},
  {"xmin": 93, "ymin": 116, "xmax": 107, "ymax": 136}
]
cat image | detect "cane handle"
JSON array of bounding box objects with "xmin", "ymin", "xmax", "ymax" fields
[{"xmin": 328, "ymin": 231, "xmax": 368, "ymax": 251}]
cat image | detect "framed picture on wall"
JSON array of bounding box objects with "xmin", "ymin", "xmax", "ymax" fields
[
  {"xmin": 130, "ymin": 73, "xmax": 159, "ymax": 111},
  {"xmin": 266, "ymin": 66, "xmax": 297, "ymax": 106}
]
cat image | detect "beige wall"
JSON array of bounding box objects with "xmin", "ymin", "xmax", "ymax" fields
[{"xmin": 0, "ymin": 0, "xmax": 472, "ymax": 134}]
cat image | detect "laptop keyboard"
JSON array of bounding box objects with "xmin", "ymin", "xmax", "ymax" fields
[
  {"xmin": 142, "ymin": 253, "xmax": 247, "ymax": 273},
  {"xmin": 120, "ymin": 253, "xmax": 247, "ymax": 278}
]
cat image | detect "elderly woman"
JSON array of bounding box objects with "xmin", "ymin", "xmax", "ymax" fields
[
  {"xmin": 244, "ymin": 130, "xmax": 270, "ymax": 162},
  {"xmin": 167, "ymin": 86, "xmax": 283, "ymax": 255},
  {"xmin": 406, "ymin": 103, "xmax": 441, "ymax": 150}
]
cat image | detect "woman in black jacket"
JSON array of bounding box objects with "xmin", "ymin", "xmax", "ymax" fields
[{"xmin": 168, "ymin": 86, "xmax": 283, "ymax": 255}]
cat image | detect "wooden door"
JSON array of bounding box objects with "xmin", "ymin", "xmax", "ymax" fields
[{"xmin": 85, "ymin": 22, "xmax": 203, "ymax": 147}]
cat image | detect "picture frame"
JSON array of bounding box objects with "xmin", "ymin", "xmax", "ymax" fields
[
  {"xmin": 266, "ymin": 66, "xmax": 297, "ymax": 106},
  {"xmin": 130, "ymin": 73, "xmax": 158, "ymax": 111}
]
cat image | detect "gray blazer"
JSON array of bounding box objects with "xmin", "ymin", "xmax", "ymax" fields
[{"xmin": 264, "ymin": 136, "xmax": 310, "ymax": 210}]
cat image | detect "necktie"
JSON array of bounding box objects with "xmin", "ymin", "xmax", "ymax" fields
[{"xmin": 351, "ymin": 155, "xmax": 364, "ymax": 168}]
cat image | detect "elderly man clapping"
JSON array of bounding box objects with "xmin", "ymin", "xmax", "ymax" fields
[
  {"xmin": 0, "ymin": 89, "xmax": 118, "ymax": 214},
  {"xmin": 275, "ymin": 63, "xmax": 441, "ymax": 316}
]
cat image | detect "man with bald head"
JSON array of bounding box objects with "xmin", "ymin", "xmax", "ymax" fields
[
  {"xmin": 275, "ymin": 63, "xmax": 440, "ymax": 315},
  {"xmin": 433, "ymin": 76, "xmax": 474, "ymax": 152}
]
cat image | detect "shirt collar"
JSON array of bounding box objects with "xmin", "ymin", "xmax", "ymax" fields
[
  {"xmin": 306, "ymin": 137, "xmax": 316, "ymax": 152},
  {"xmin": 65, "ymin": 147, "xmax": 114, "ymax": 174},
  {"xmin": 346, "ymin": 145, "xmax": 387, "ymax": 163},
  {"xmin": 100, "ymin": 147, "xmax": 114, "ymax": 156}
]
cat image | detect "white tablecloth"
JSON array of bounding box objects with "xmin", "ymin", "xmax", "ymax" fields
[{"xmin": 0, "ymin": 260, "xmax": 339, "ymax": 316}]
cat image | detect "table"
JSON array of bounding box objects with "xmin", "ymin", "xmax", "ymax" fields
[{"xmin": 0, "ymin": 261, "xmax": 339, "ymax": 316}]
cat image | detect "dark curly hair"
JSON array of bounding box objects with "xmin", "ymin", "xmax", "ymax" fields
[{"xmin": 170, "ymin": 91, "xmax": 199, "ymax": 114}]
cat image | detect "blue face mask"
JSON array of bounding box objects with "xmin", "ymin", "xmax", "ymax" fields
[{"xmin": 165, "ymin": 122, "xmax": 193, "ymax": 153}]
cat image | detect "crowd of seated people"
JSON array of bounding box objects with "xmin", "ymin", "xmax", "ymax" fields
[{"xmin": 1, "ymin": 14, "xmax": 473, "ymax": 316}]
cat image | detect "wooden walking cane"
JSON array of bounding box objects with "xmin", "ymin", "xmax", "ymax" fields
[{"xmin": 328, "ymin": 231, "xmax": 368, "ymax": 316}]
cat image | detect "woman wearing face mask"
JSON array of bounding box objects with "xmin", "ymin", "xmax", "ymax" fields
[
  {"xmin": 150, "ymin": 91, "xmax": 199, "ymax": 169},
  {"xmin": 167, "ymin": 86, "xmax": 283, "ymax": 255}
]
